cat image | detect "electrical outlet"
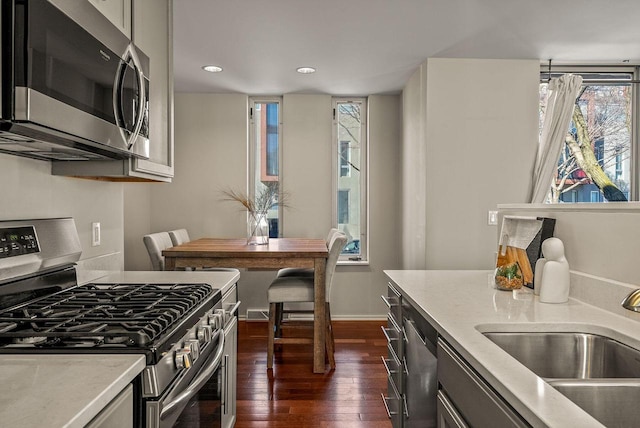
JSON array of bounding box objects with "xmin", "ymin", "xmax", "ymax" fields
[
  {"xmin": 488, "ymin": 210, "xmax": 498, "ymax": 226},
  {"xmin": 92, "ymin": 222, "xmax": 101, "ymax": 246}
]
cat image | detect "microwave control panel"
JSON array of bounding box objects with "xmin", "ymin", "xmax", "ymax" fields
[{"xmin": 0, "ymin": 226, "xmax": 40, "ymax": 259}]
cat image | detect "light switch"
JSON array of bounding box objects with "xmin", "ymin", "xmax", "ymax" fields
[
  {"xmin": 92, "ymin": 222, "xmax": 101, "ymax": 246},
  {"xmin": 488, "ymin": 211, "xmax": 498, "ymax": 226}
]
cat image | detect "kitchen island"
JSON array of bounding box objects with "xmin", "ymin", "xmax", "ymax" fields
[{"xmin": 385, "ymin": 270, "xmax": 640, "ymax": 428}]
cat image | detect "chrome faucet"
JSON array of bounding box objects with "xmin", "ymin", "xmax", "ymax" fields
[{"xmin": 621, "ymin": 289, "xmax": 640, "ymax": 312}]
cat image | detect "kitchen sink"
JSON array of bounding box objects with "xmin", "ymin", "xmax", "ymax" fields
[
  {"xmin": 548, "ymin": 379, "xmax": 640, "ymax": 428},
  {"xmin": 482, "ymin": 331, "xmax": 640, "ymax": 427},
  {"xmin": 482, "ymin": 331, "xmax": 640, "ymax": 379}
]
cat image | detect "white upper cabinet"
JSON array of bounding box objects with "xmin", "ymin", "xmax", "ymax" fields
[
  {"xmin": 88, "ymin": 0, "xmax": 132, "ymax": 38},
  {"xmin": 130, "ymin": 0, "xmax": 174, "ymax": 180}
]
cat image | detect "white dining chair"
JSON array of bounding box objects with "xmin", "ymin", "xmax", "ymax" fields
[
  {"xmin": 143, "ymin": 232, "xmax": 174, "ymax": 271},
  {"xmin": 168, "ymin": 228, "xmax": 236, "ymax": 272},
  {"xmin": 266, "ymin": 231, "xmax": 347, "ymax": 369},
  {"xmin": 275, "ymin": 228, "xmax": 342, "ymax": 279},
  {"xmin": 168, "ymin": 228, "xmax": 191, "ymax": 246}
]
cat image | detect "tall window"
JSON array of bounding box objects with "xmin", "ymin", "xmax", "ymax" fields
[
  {"xmin": 249, "ymin": 97, "xmax": 282, "ymax": 237},
  {"xmin": 339, "ymin": 141, "xmax": 351, "ymax": 177},
  {"xmin": 333, "ymin": 98, "xmax": 367, "ymax": 261},
  {"xmin": 540, "ymin": 66, "xmax": 638, "ymax": 202},
  {"xmin": 338, "ymin": 190, "xmax": 350, "ymax": 223}
]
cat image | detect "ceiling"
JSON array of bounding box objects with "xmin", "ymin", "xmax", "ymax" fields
[{"xmin": 173, "ymin": 0, "xmax": 640, "ymax": 95}]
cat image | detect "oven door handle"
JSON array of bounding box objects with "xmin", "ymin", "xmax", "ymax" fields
[
  {"xmin": 159, "ymin": 330, "xmax": 225, "ymax": 420},
  {"xmin": 226, "ymin": 301, "xmax": 241, "ymax": 317}
]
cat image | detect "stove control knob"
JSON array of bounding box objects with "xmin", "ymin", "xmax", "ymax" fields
[
  {"xmin": 186, "ymin": 339, "xmax": 201, "ymax": 361},
  {"xmin": 205, "ymin": 313, "xmax": 215, "ymax": 327},
  {"xmin": 175, "ymin": 348, "xmax": 193, "ymax": 370},
  {"xmin": 197, "ymin": 325, "xmax": 212, "ymax": 343},
  {"xmin": 215, "ymin": 308, "xmax": 227, "ymax": 325},
  {"xmin": 209, "ymin": 313, "xmax": 223, "ymax": 329}
]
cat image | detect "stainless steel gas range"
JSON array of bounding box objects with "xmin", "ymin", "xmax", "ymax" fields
[{"xmin": 0, "ymin": 218, "xmax": 239, "ymax": 428}]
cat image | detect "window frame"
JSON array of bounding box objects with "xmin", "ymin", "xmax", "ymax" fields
[
  {"xmin": 248, "ymin": 96, "xmax": 284, "ymax": 236},
  {"xmin": 332, "ymin": 97, "xmax": 368, "ymax": 263},
  {"xmin": 540, "ymin": 64, "xmax": 640, "ymax": 202}
]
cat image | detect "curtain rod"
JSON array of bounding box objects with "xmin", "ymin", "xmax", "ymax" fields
[
  {"xmin": 541, "ymin": 59, "xmax": 640, "ymax": 83},
  {"xmin": 539, "ymin": 79, "xmax": 640, "ymax": 84}
]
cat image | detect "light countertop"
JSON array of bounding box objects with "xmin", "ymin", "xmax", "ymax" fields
[
  {"xmin": 0, "ymin": 354, "xmax": 145, "ymax": 428},
  {"xmin": 0, "ymin": 270, "xmax": 240, "ymax": 428},
  {"xmin": 384, "ymin": 270, "xmax": 640, "ymax": 428}
]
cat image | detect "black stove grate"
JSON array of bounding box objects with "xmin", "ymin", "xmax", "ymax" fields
[{"xmin": 0, "ymin": 283, "xmax": 214, "ymax": 348}]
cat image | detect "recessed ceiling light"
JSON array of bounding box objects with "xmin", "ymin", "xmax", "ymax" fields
[
  {"xmin": 202, "ymin": 65, "xmax": 223, "ymax": 73},
  {"xmin": 296, "ymin": 66, "xmax": 316, "ymax": 74}
]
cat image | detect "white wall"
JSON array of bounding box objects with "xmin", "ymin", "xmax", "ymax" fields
[
  {"xmin": 0, "ymin": 154, "xmax": 124, "ymax": 270},
  {"xmin": 123, "ymin": 183, "xmax": 152, "ymax": 270},
  {"xmin": 124, "ymin": 93, "xmax": 402, "ymax": 318},
  {"xmin": 402, "ymin": 58, "xmax": 540, "ymax": 270},
  {"xmin": 282, "ymin": 94, "xmax": 333, "ymax": 236},
  {"xmin": 123, "ymin": 93, "xmax": 249, "ymax": 271},
  {"xmin": 153, "ymin": 93, "xmax": 248, "ymax": 238},
  {"xmin": 401, "ymin": 64, "xmax": 427, "ymax": 269}
]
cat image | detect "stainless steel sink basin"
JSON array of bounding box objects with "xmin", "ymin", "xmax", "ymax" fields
[
  {"xmin": 482, "ymin": 332, "xmax": 640, "ymax": 379},
  {"xmin": 548, "ymin": 380, "xmax": 640, "ymax": 428},
  {"xmin": 482, "ymin": 331, "xmax": 640, "ymax": 427}
]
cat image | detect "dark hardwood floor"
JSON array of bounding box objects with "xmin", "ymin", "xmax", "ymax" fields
[{"xmin": 236, "ymin": 320, "xmax": 393, "ymax": 428}]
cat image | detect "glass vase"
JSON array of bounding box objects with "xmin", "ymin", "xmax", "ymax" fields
[
  {"xmin": 494, "ymin": 262, "xmax": 524, "ymax": 291},
  {"xmin": 247, "ymin": 211, "xmax": 269, "ymax": 245}
]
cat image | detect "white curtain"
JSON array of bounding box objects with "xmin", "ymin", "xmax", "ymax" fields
[{"xmin": 529, "ymin": 74, "xmax": 583, "ymax": 203}]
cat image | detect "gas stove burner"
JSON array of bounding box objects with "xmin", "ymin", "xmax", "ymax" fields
[
  {"xmin": 0, "ymin": 322, "xmax": 16, "ymax": 333},
  {"xmin": 38, "ymin": 338, "xmax": 105, "ymax": 348},
  {"xmin": 103, "ymin": 336, "xmax": 133, "ymax": 345},
  {"xmin": 14, "ymin": 336, "xmax": 48, "ymax": 345},
  {"xmin": 0, "ymin": 282, "xmax": 218, "ymax": 352}
]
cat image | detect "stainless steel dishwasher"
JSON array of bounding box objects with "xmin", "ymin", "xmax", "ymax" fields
[{"xmin": 402, "ymin": 300, "xmax": 438, "ymax": 428}]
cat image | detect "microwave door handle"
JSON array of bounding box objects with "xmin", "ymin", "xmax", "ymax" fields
[
  {"xmin": 125, "ymin": 44, "xmax": 146, "ymax": 150},
  {"xmin": 160, "ymin": 330, "xmax": 225, "ymax": 421},
  {"xmin": 113, "ymin": 59, "xmax": 128, "ymax": 143}
]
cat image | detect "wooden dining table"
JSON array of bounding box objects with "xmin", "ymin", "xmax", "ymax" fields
[{"xmin": 162, "ymin": 237, "xmax": 329, "ymax": 373}]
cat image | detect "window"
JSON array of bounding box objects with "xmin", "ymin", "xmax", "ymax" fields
[
  {"xmin": 339, "ymin": 141, "xmax": 351, "ymax": 177},
  {"xmin": 264, "ymin": 104, "xmax": 279, "ymax": 178},
  {"xmin": 333, "ymin": 98, "xmax": 367, "ymax": 261},
  {"xmin": 540, "ymin": 66, "xmax": 638, "ymax": 202},
  {"xmin": 338, "ymin": 190, "xmax": 350, "ymax": 223},
  {"xmin": 249, "ymin": 97, "xmax": 282, "ymax": 237}
]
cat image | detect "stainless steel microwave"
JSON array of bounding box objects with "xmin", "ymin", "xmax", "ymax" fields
[{"xmin": 0, "ymin": 0, "xmax": 149, "ymax": 161}]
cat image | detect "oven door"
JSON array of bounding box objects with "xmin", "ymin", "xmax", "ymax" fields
[
  {"xmin": 173, "ymin": 305, "xmax": 239, "ymax": 428},
  {"xmin": 146, "ymin": 330, "xmax": 225, "ymax": 428}
]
